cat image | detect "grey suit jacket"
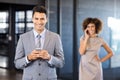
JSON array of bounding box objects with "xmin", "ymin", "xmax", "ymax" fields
[{"xmin": 14, "ymin": 29, "xmax": 64, "ymax": 80}]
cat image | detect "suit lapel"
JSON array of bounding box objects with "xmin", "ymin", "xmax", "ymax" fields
[
  {"xmin": 43, "ymin": 30, "xmax": 51, "ymax": 49},
  {"xmin": 29, "ymin": 30, "xmax": 36, "ymax": 50}
]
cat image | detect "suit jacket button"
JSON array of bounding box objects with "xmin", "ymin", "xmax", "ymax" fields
[
  {"xmin": 39, "ymin": 73, "xmax": 41, "ymax": 76},
  {"xmin": 39, "ymin": 63, "xmax": 41, "ymax": 65}
]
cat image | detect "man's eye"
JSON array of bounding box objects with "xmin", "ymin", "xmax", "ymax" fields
[{"xmin": 35, "ymin": 18, "xmax": 38, "ymax": 20}]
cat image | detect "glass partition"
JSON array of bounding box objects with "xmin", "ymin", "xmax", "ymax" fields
[
  {"xmin": 0, "ymin": 11, "xmax": 9, "ymax": 68},
  {"xmin": 26, "ymin": 10, "xmax": 33, "ymax": 32},
  {"xmin": 0, "ymin": 12, "xmax": 8, "ymax": 33},
  {"xmin": 77, "ymin": 0, "xmax": 120, "ymax": 69},
  {"xmin": 15, "ymin": 10, "xmax": 33, "ymax": 42}
]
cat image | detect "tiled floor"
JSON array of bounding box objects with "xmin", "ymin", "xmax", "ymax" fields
[
  {"xmin": 0, "ymin": 68, "xmax": 72, "ymax": 80},
  {"xmin": 0, "ymin": 68, "xmax": 22, "ymax": 80}
]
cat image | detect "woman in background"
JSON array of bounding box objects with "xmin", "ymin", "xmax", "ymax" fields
[{"xmin": 79, "ymin": 17, "xmax": 113, "ymax": 80}]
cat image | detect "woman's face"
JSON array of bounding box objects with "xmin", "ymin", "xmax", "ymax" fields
[{"xmin": 87, "ymin": 23, "xmax": 96, "ymax": 36}]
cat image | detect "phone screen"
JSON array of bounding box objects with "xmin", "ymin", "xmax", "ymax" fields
[{"xmin": 35, "ymin": 48, "xmax": 41, "ymax": 51}]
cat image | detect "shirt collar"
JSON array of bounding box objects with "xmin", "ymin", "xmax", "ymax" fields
[{"xmin": 33, "ymin": 28, "xmax": 46, "ymax": 38}]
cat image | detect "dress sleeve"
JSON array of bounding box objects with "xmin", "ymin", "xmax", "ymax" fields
[
  {"xmin": 80, "ymin": 35, "xmax": 84, "ymax": 41},
  {"xmin": 100, "ymin": 37, "xmax": 106, "ymax": 47}
]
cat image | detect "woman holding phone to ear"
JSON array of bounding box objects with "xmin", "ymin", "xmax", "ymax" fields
[{"xmin": 79, "ymin": 17, "xmax": 113, "ymax": 80}]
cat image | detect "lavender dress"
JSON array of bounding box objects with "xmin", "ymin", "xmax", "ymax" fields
[{"xmin": 79, "ymin": 36, "xmax": 105, "ymax": 80}]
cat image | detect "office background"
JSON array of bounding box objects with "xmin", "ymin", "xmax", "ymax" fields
[{"xmin": 0, "ymin": 0, "xmax": 120, "ymax": 80}]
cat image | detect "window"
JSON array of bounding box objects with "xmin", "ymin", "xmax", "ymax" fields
[
  {"xmin": 26, "ymin": 10, "xmax": 33, "ymax": 32},
  {"xmin": 0, "ymin": 11, "xmax": 9, "ymax": 68},
  {"xmin": 0, "ymin": 12, "xmax": 8, "ymax": 33},
  {"xmin": 108, "ymin": 17, "xmax": 120, "ymax": 68},
  {"xmin": 15, "ymin": 11, "xmax": 25, "ymax": 33},
  {"xmin": 15, "ymin": 10, "xmax": 33, "ymax": 34}
]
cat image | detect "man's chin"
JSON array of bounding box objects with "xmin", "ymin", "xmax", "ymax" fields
[{"xmin": 38, "ymin": 28, "xmax": 44, "ymax": 31}]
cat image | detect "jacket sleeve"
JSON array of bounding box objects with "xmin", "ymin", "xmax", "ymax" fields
[
  {"xmin": 48, "ymin": 35, "xmax": 65, "ymax": 68},
  {"xmin": 14, "ymin": 35, "xmax": 28, "ymax": 69}
]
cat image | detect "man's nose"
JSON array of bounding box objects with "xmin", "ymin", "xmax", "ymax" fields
[{"xmin": 38, "ymin": 20, "xmax": 42, "ymax": 23}]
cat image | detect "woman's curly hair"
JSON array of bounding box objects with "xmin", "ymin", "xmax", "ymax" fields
[{"xmin": 82, "ymin": 17, "xmax": 103, "ymax": 34}]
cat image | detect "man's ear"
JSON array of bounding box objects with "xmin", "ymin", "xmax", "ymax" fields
[
  {"xmin": 46, "ymin": 17, "xmax": 48, "ymax": 22},
  {"xmin": 32, "ymin": 17, "xmax": 34, "ymax": 22}
]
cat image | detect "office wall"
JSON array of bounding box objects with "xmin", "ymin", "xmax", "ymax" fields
[
  {"xmin": 48, "ymin": 0, "xmax": 119, "ymax": 80},
  {"xmin": 47, "ymin": 0, "xmax": 58, "ymax": 33},
  {"xmin": 77, "ymin": 0, "xmax": 120, "ymax": 80},
  {"xmin": 48, "ymin": 0, "xmax": 74, "ymax": 79},
  {"xmin": 0, "ymin": 0, "xmax": 38, "ymax": 5},
  {"xmin": 61, "ymin": 0, "xmax": 74, "ymax": 74}
]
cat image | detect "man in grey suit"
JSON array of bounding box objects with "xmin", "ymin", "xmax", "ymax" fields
[{"xmin": 14, "ymin": 5, "xmax": 64, "ymax": 80}]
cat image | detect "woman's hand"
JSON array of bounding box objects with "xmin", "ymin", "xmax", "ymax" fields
[{"xmin": 84, "ymin": 28, "xmax": 90, "ymax": 39}]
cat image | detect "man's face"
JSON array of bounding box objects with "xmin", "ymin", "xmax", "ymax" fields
[{"xmin": 32, "ymin": 12, "xmax": 47, "ymax": 33}]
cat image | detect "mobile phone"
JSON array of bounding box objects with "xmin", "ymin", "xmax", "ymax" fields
[
  {"xmin": 35, "ymin": 48, "xmax": 41, "ymax": 51},
  {"xmin": 86, "ymin": 30, "xmax": 89, "ymax": 34}
]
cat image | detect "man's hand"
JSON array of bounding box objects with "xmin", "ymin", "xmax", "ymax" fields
[
  {"xmin": 27, "ymin": 50, "xmax": 40, "ymax": 61},
  {"xmin": 39, "ymin": 50, "xmax": 51, "ymax": 60}
]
